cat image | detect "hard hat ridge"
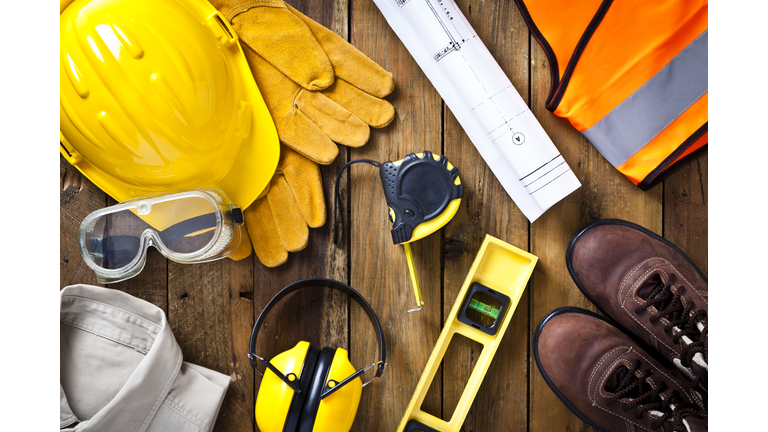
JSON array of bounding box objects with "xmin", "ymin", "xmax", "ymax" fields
[{"xmin": 60, "ymin": 0, "xmax": 280, "ymax": 209}]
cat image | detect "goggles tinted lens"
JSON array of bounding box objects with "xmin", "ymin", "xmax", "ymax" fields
[{"xmin": 83, "ymin": 209, "xmax": 147, "ymax": 269}]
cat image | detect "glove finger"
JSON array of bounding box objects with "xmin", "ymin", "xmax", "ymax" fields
[
  {"xmin": 277, "ymin": 109, "xmax": 340, "ymax": 164},
  {"xmin": 295, "ymin": 89, "xmax": 370, "ymax": 148},
  {"xmin": 286, "ymin": 3, "xmax": 395, "ymax": 98},
  {"xmin": 244, "ymin": 197, "xmax": 289, "ymax": 268},
  {"xmin": 321, "ymin": 78, "xmax": 395, "ymax": 128},
  {"xmin": 227, "ymin": 224, "xmax": 253, "ymax": 261},
  {"xmin": 267, "ymin": 176, "xmax": 309, "ymax": 252},
  {"xmin": 279, "ymin": 147, "xmax": 326, "ymax": 228},
  {"xmin": 242, "ymin": 44, "xmax": 300, "ymax": 116},
  {"xmin": 228, "ymin": 1, "xmax": 334, "ymax": 90},
  {"xmin": 243, "ymin": 47, "xmax": 339, "ymax": 164}
]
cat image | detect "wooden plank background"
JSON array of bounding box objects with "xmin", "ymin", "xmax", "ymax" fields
[{"xmin": 59, "ymin": 0, "xmax": 708, "ymax": 431}]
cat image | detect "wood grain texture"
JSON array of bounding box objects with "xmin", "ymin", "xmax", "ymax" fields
[
  {"xmin": 663, "ymin": 154, "xmax": 708, "ymax": 277},
  {"xmin": 349, "ymin": 0, "xmax": 444, "ymax": 428},
  {"xmin": 168, "ymin": 258, "xmax": 255, "ymax": 432},
  {"xmin": 60, "ymin": 154, "xmax": 106, "ymax": 288},
  {"xmin": 441, "ymin": 1, "xmax": 531, "ymax": 431}
]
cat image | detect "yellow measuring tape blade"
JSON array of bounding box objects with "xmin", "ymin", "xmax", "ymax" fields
[
  {"xmin": 403, "ymin": 242, "xmax": 424, "ymax": 311},
  {"xmin": 396, "ymin": 234, "xmax": 537, "ymax": 432}
]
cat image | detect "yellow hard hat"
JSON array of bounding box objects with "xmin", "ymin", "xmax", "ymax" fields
[{"xmin": 60, "ymin": 0, "xmax": 279, "ymax": 209}]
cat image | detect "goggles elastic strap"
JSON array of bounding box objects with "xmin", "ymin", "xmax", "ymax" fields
[
  {"xmin": 94, "ymin": 212, "xmax": 218, "ymax": 264},
  {"xmin": 157, "ymin": 213, "xmax": 217, "ymax": 245}
]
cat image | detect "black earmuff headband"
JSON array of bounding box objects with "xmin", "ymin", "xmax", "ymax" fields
[{"xmin": 248, "ymin": 278, "xmax": 386, "ymax": 399}]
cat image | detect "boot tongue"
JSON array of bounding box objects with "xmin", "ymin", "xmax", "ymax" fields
[
  {"xmin": 604, "ymin": 365, "xmax": 628, "ymax": 392},
  {"xmin": 637, "ymin": 274, "xmax": 658, "ymax": 300},
  {"xmin": 637, "ymin": 274, "xmax": 684, "ymax": 322},
  {"xmin": 604, "ymin": 365, "xmax": 652, "ymax": 398}
]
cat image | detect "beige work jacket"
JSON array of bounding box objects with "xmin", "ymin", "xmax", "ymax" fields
[{"xmin": 60, "ymin": 284, "xmax": 231, "ymax": 432}]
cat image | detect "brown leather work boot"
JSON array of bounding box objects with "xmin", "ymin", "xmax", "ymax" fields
[
  {"xmin": 566, "ymin": 219, "xmax": 708, "ymax": 389},
  {"xmin": 534, "ymin": 307, "xmax": 707, "ymax": 432}
]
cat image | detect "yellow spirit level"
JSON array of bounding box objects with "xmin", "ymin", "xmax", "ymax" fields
[{"xmin": 396, "ymin": 234, "xmax": 537, "ymax": 432}]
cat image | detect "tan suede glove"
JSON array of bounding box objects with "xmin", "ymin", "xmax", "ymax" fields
[
  {"xmin": 228, "ymin": 146, "xmax": 323, "ymax": 265},
  {"xmin": 211, "ymin": 0, "xmax": 395, "ymax": 164},
  {"xmin": 213, "ymin": 0, "xmax": 395, "ymax": 266},
  {"xmin": 248, "ymin": 146, "xmax": 325, "ymax": 266}
]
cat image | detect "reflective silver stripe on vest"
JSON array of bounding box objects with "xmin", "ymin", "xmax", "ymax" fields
[{"xmin": 582, "ymin": 29, "xmax": 708, "ymax": 167}]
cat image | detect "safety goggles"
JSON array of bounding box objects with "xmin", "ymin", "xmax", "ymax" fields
[{"xmin": 79, "ymin": 189, "xmax": 245, "ymax": 284}]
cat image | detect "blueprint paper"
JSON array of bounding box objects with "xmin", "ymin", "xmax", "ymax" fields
[{"xmin": 373, "ymin": 0, "xmax": 581, "ymax": 222}]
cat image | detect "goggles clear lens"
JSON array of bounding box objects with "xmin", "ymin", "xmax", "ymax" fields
[{"xmin": 79, "ymin": 189, "xmax": 243, "ymax": 283}]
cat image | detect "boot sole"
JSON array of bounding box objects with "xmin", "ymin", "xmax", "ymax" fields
[{"xmin": 533, "ymin": 307, "xmax": 616, "ymax": 432}]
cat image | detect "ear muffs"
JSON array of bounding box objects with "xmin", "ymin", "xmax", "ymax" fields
[{"xmin": 249, "ymin": 279, "xmax": 386, "ymax": 432}]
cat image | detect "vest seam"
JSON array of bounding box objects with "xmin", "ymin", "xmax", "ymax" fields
[
  {"xmin": 547, "ymin": 0, "xmax": 614, "ymax": 111},
  {"xmin": 512, "ymin": 0, "xmax": 560, "ymax": 110},
  {"xmin": 638, "ymin": 122, "xmax": 708, "ymax": 190}
]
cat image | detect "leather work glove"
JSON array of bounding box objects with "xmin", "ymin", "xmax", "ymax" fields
[
  {"xmin": 250, "ymin": 146, "xmax": 325, "ymax": 267},
  {"xmin": 210, "ymin": 0, "xmax": 395, "ymax": 164},
  {"xmin": 211, "ymin": 0, "xmax": 396, "ymax": 266},
  {"xmin": 227, "ymin": 146, "xmax": 324, "ymax": 266}
]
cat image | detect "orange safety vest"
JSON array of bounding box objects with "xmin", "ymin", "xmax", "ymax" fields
[{"xmin": 514, "ymin": 0, "xmax": 708, "ymax": 190}]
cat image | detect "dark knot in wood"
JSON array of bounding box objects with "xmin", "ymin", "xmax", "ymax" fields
[{"xmin": 443, "ymin": 238, "xmax": 466, "ymax": 261}]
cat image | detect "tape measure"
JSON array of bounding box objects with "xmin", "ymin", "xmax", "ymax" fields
[
  {"xmin": 334, "ymin": 151, "xmax": 463, "ymax": 311},
  {"xmin": 396, "ymin": 235, "xmax": 537, "ymax": 431}
]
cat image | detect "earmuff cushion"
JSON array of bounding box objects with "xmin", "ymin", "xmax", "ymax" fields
[
  {"xmin": 297, "ymin": 347, "xmax": 336, "ymax": 432},
  {"xmin": 283, "ymin": 344, "xmax": 319, "ymax": 432}
]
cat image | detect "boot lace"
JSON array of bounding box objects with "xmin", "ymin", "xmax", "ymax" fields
[
  {"xmin": 605, "ymin": 360, "xmax": 704, "ymax": 431},
  {"xmin": 635, "ymin": 274, "xmax": 708, "ymax": 367}
]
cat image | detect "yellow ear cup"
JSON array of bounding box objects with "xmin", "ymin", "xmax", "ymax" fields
[
  {"xmin": 310, "ymin": 348, "xmax": 362, "ymax": 432},
  {"xmin": 255, "ymin": 341, "xmax": 313, "ymax": 432}
]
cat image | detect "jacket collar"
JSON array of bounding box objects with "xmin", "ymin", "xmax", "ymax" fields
[{"xmin": 60, "ymin": 285, "xmax": 183, "ymax": 432}]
